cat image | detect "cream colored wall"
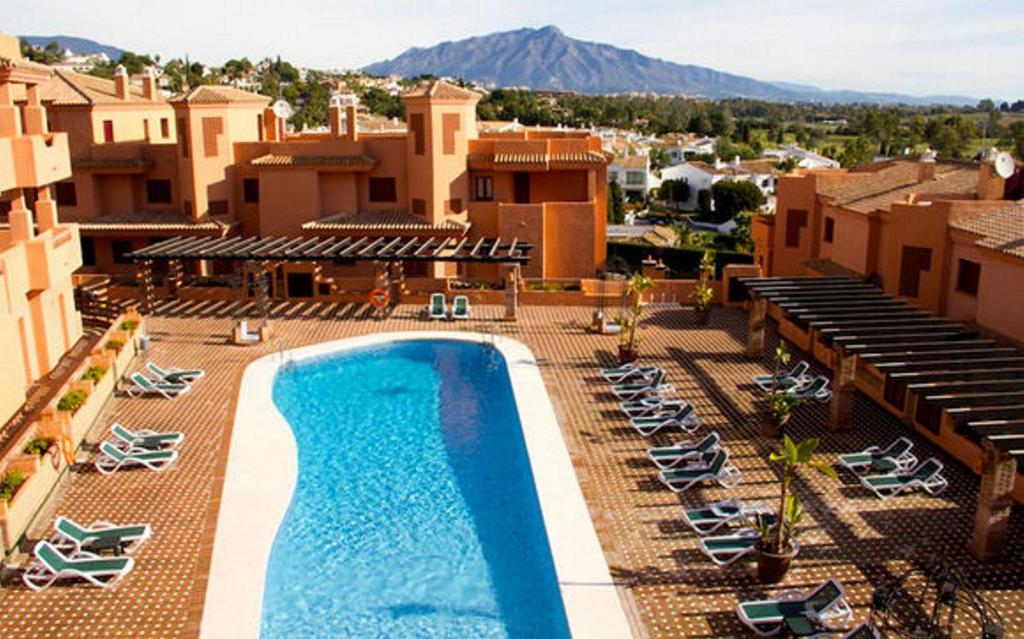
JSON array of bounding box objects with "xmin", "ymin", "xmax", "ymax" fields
[
  {"xmin": 973, "ymin": 251, "xmax": 1024, "ymax": 345},
  {"xmin": 89, "ymin": 104, "xmax": 176, "ymax": 145}
]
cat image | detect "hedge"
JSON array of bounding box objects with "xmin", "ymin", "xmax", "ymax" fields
[{"xmin": 607, "ymin": 241, "xmax": 753, "ymax": 278}]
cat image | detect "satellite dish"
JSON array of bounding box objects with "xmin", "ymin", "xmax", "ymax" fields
[
  {"xmin": 272, "ymin": 99, "xmax": 293, "ymax": 119},
  {"xmin": 994, "ymin": 152, "xmax": 1016, "ymax": 179}
]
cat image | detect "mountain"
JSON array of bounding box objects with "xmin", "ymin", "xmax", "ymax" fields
[
  {"xmin": 19, "ymin": 35, "xmax": 124, "ymax": 60},
  {"xmin": 365, "ymin": 26, "xmax": 975, "ymax": 106}
]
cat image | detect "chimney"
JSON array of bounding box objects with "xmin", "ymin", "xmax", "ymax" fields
[
  {"xmin": 917, "ymin": 148, "xmax": 936, "ymax": 183},
  {"xmin": 113, "ymin": 64, "xmax": 130, "ymax": 100},
  {"xmin": 329, "ymin": 93, "xmax": 358, "ymax": 141},
  {"xmin": 262, "ymin": 106, "xmax": 278, "ymax": 141},
  {"xmin": 977, "ymin": 147, "xmax": 1008, "ymax": 200},
  {"xmin": 142, "ymin": 67, "xmax": 158, "ymax": 101}
]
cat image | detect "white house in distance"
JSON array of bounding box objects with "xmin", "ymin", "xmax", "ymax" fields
[
  {"xmin": 762, "ymin": 144, "xmax": 839, "ymax": 169},
  {"xmin": 653, "ymin": 134, "xmax": 717, "ymax": 166},
  {"xmin": 657, "ymin": 157, "xmax": 781, "ymax": 211},
  {"xmin": 608, "ymin": 155, "xmax": 653, "ymax": 201}
]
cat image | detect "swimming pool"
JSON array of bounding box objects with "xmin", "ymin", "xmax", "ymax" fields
[{"xmin": 262, "ymin": 339, "xmax": 570, "ymax": 637}]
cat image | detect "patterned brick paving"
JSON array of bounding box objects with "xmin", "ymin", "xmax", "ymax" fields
[{"xmin": 1, "ymin": 301, "xmax": 1021, "ymax": 638}]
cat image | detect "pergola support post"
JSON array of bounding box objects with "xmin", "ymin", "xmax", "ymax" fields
[
  {"xmin": 745, "ymin": 295, "xmax": 766, "ymax": 359},
  {"xmin": 167, "ymin": 258, "xmax": 183, "ymax": 298},
  {"xmin": 136, "ymin": 259, "xmax": 155, "ymax": 315},
  {"xmin": 504, "ymin": 264, "xmax": 520, "ymax": 321},
  {"xmin": 388, "ymin": 260, "xmax": 404, "ymax": 305},
  {"xmin": 968, "ymin": 442, "xmax": 1017, "ymax": 560},
  {"xmin": 828, "ymin": 346, "xmax": 856, "ymax": 431}
]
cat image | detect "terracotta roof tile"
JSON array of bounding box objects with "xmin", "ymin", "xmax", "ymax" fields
[
  {"xmin": 950, "ymin": 200, "xmax": 1024, "ymax": 259},
  {"xmin": 39, "ymin": 70, "xmax": 153, "ymax": 105},
  {"xmin": 250, "ymin": 154, "xmax": 377, "ymax": 168},
  {"xmin": 77, "ymin": 211, "xmax": 236, "ymax": 233},
  {"xmin": 821, "ymin": 161, "xmax": 978, "ymax": 213},
  {"xmin": 402, "ymin": 80, "xmax": 480, "ymax": 101},
  {"xmin": 302, "ymin": 210, "xmax": 469, "ymax": 232},
  {"xmin": 170, "ymin": 85, "xmax": 270, "ymax": 105},
  {"xmin": 612, "ymin": 155, "xmax": 648, "ymax": 169}
]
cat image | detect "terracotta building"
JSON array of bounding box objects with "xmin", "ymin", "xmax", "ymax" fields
[
  {"xmin": 0, "ymin": 35, "xmax": 83, "ymax": 424},
  {"xmin": 35, "ymin": 73, "xmax": 609, "ymax": 285},
  {"xmin": 753, "ymin": 155, "xmax": 1024, "ymax": 344}
]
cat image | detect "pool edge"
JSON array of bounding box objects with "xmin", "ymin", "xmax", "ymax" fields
[{"xmin": 199, "ymin": 331, "xmax": 634, "ymax": 639}]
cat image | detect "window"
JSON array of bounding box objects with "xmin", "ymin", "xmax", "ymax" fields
[
  {"xmin": 160, "ymin": 118, "xmax": 169, "ymax": 138},
  {"xmin": 823, "ymin": 217, "xmax": 835, "ymax": 243},
  {"xmin": 209, "ymin": 200, "xmax": 228, "ymax": 215},
  {"xmin": 146, "ymin": 179, "xmax": 172, "ymax": 204},
  {"xmin": 102, "ymin": 120, "xmax": 114, "ymax": 143},
  {"xmin": 143, "ymin": 119, "xmax": 150, "ymax": 141},
  {"xmin": 183, "ymin": 199, "xmax": 192, "ymax": 216},
  {"xmin": 897, "ymin": 246, "xmax": 932, "ymax": 298},
  {"xmin": 625, "ymin": 171, "xmax": 645, "ymax": 186},
  {"xmin": 474, "ymin": 176, "xmax": 493, "ymax": 201},
  {"xmin": 442, "ymin": 113, "xmax": 460, "ymax": 155},
  {"xmin": 178, "ymin": 118, "xmax": 189, "ymax": 158},
  {"xmin": 956, "ymin": 259, "xmax": 981, "ymax": 297},
  {"xmin": 257, "ymin": 114, "xmax": 264, "ymax": 141},
  {"xmin": 514, "ymin": 173, "xmax": 530, "ymax": 204},
  {"xmin": 412, "ymin": 199, "xmax": 426, "ymax": 216},
  {"xmin": 447, "ymin": 199, "xmax": 463, "ymax": 213},
  {"xmin": 80, "ymin": 237, "xmax": 96, "ymax": 266},
  {"xmin": 55, "ymin": 182, "xmax": 77, "ymax": 206},
  {"xmin": 410, "ymin": 113, "xmax": 424, "ymax": 155},
  {"xmin": 202, "ymin": 117, "xmax": 223, "ymax": 157},
  {"xmin": 243, "ymin": 178, "xmax": 259, "ymax": 203},
  {"xmin": 112, "ymin": 239, "xmax": 133, "ymax": 264},
  {"xmin": 785, "ymin": 209, "xmax": 808, "ymax": 248},
  {"xmin": 369, "ymin": 177, "xmax": 397, "ymax": 203}
]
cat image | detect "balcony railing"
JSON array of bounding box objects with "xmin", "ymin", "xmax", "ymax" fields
[{"xmin": 11, "ymin": 133, "xmax": 71, "ymax": 189}]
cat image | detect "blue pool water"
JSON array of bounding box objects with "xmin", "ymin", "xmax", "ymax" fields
[{"xmin": 261, "ymin": 339, "xmax": 571, "ymax": 638}]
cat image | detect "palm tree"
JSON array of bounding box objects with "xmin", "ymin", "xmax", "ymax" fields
[{"xmin": 765, "ymin": 436, "xmax": 837, "ymax": 554}]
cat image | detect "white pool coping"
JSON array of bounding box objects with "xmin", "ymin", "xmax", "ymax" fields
[{"xmin": 200, "ymin": 331, "xmax": 634, "ymax": 639}]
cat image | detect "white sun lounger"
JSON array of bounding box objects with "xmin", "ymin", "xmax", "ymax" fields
[
  {"xmin": 658, "ymin": 448, "xmax": 741, "ymax": 493},
  {"xmin": 94, "ymin": 441, "xmax": 178, "ymax": 475},
  {"xmin": 682, "ymin": 499, "xmax": 773, "ymax": 536},
  {"xmin": 631, "ymin": 403, "xmax": 701, "ymax": 436},
  {"xmin": 22, "ymin": 541, "xmax": 135, "ymax": 591},
  {"xmin": 648, "ymin": 431, "xmax": 719, "ymax": 468},
  {"xmin": 50, "ymin": 516, "xmax": 152, "ymax": 555},
  {"xmin": 125, "ymin": 372, "xmax": 189, "ymax": 400},
  {"xmin": 860, "ymin": 457, "xmax": 948, "ymax": 500}
]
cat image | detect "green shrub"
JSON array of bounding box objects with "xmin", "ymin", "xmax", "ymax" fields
[
  {"xmin": 120, "ymin": 318, "xmax": 139, "ymax": 332},
  {"xmin": 23, "ymin": 436, "xmax": 55, "ymax": 457},
  {"xmin": 82, "ymin": 365, "xmax": 107, "ymax": 383},
  {"xmin": 104, "ymin": 338, "xmax": 125, "ymax": 353},
  {"xmin": 57, "ymin": 390, "xmax": 87, "ymax": 413},
  {"xmin": 0, "ymin": 470, "xmax": 26, "ymax": 502}
]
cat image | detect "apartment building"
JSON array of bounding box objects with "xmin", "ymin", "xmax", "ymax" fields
[
  {"xmin": 753, "ymin": 155, "xmax": 1024, "ymax": 343},
  {"xmin": 36, "ymin": 73, "xmax": 610, "ymax": 283},
  {"xmin": 0, "ymin": 34, "xmax": 84, "ymax": 423}
]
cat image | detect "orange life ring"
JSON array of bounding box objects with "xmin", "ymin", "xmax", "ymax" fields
[
  {"xmin": 60, "ymin": 434, "xmax": 75, "ymax": 466},
  {"xmin": 369, "ymin": 288, "xmax": 389, "ymax": 309}
]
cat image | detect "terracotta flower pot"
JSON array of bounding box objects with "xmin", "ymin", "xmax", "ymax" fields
[
  {"xmin": 761, "ymin": 412, "xmax": 790, "ymax": 439},
  {"xmin": 618, "ymin": 345, "xmax": 639, "ymax": 365},
  {"xmin": 756, "ymin": 542, "xmax": 799, "ymax": 584},
  {"xmin": 694, "ymin": 306, "xmax": 711, "ymax": 325}
]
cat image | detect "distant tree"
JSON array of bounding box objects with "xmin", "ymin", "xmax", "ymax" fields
[
  {"xmin": 607, "ymin": 180, "xmax": 626, "ymax": 224},
  {"xmin": 648, "ymin": 147, "xmax": 670, "ymax": 171},
  {"xmin": 697, "ymin": 189, "xmax": 712, "ymax": 215},
  {"xmin": 709, "ymin": 180, "xmax": 765, "ymax": 223},
  {"xmin": 977, "ymin": 98, "xmax": 996, "ymax": 113},
  {"xmin": 840, "ymin": 136, "xmax": 876, "ymax": 167},
  {"xmin": 1011, "ymin": 100, "xmax": 1024, "ymax": 114},
  {"xmin": 732, "ymin": 210, "xmax": 754, "ymax": 253},
  {"xmin": 362, "ymin": 87, "xmax": 404, "ymax": 119},
  {"xmin": 658, "ymin": 179, "xmax": 691, "ymax": 208},
  {"xmin": 1001, "ymin": 122, "xmax": 1024, "ymax": 160},
  {"xmin": 999, "ymin": 101, "xmax": 1010, "ymax": 113},
  {"xmin": 20, "ymin": 39, "xmax": 63, "ymax": 65}
]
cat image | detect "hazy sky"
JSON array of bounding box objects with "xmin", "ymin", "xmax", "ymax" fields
[{"xmin": 8, "ymin": 0, "xmax": 1022, "ymax": 99}]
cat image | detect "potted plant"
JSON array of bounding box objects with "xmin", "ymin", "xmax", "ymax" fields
[
  {"xmin": 617, "ymin": 273, "xmax": 654, "ymax": 364},
  {"xmin": 761, "ymin": 342, "xmax": 803, "ymax": 439},
  {"xmin": 690, "ymin": 250, "xmax": 715, "ymax": 324},
  {"xmin": 753, "ymin": 436, "xmax": 836, "ymax": 583}
]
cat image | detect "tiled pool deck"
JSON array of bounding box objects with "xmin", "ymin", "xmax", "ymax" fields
[{"xmin": 1, "ymin": 301, "xmax": 1021, "ymax": 638}]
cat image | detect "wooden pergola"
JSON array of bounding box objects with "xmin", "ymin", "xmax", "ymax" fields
[
  {"xmin": 738, "ymin": 275, "xmax": 1022, "ymax": 560},
  {"xmin": 128, "ymin": 234, "xmax": 533, "ymax": 318}
]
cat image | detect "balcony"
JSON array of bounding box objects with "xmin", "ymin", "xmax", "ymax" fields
[
  {"xmin": 25, "ymin": 225, "xmax": 82, "ymax": 292},
  {"xmin": 10, "ymin": 133, "xmax": 71, "ymax": 189}
]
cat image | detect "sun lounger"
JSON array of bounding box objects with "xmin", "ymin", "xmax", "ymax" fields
[
  {"xmin": 786, "ymin": 375, "xmax": 832, "ymax": 402},
  {"xmin": 234, "ymin": 320, "xmax": 261, "ymax": 345},
  {"xmin": 612, "ymin": 370, "xmax": 673, "ymax": 400},
  {"xmin": 736, "ymin": 578, "xmax": 852, "ymax": 636},
  {"xmin": 683, "ymin": 499, "xmax": 773, "ymax": 536},
  {"xmin": 753, "ymin": 361, "xmax": 812, "ymax": 393},
  {"xmin": 838, "ymin": 437, "xmax": 917, "ymax": 475},
  {"xmin": 648, "ymin": 431, "xmax": 719, "ymax": 468},
  {"xmin": 602, "ymin": 363, "xmax": 661, "ymax": 384},
  {"xmin": 125, "ymin": 372, "xmax": 189, "ymax": 400},
  {"xmin": 50, "ymin": 516, "xmax": 152, "ymax": 555},
  {"xmin": 428, "ymin": 293, "xmax": 447, "ymax": 320},
  {"xmin": 110, "ymin": 422, "xmax": 184, "ymax": 451},
  {"xmin": 700, "ymin": 529, "xmax": 761, "ymax": 566},
  {"xmin": 842, "ymin": 624, "xmax": 881, "ymax": 639},
  {"xmin": 658, "ymin": 448, "xmax": 741, "ymax": 493},
  {"xmin": 860, "ymin": 457, "xmax": 948, "ymax": 500},
  {"xmin": 620, "ymin": 395, "xmax": 684, "ymax": 418},
  {"xmin": 146, "ymin": 362, "xmax": 204, "ymax": 385},
  {"xmin": 22, "ymin": 541, "xmax": 135, "ymax": 591},
  {"xmin": 631, "ymin": 403, "xmax": 701, "ymax": 436},
  {"xmin": 451, "ymin": 295, "xmax": 470, "ymax": 320},
  {"xmin": 94, "ymin": 441, "xmax": 178, "ymax": 475}
]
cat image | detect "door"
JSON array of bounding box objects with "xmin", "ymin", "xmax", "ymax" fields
[
  {"xmin": 513, "ymin": 172, "xmax": 531, "ymax": 204},
  {"xmin": 897, "ymin": 246, "xmax": 932, "ymax": 298}
]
